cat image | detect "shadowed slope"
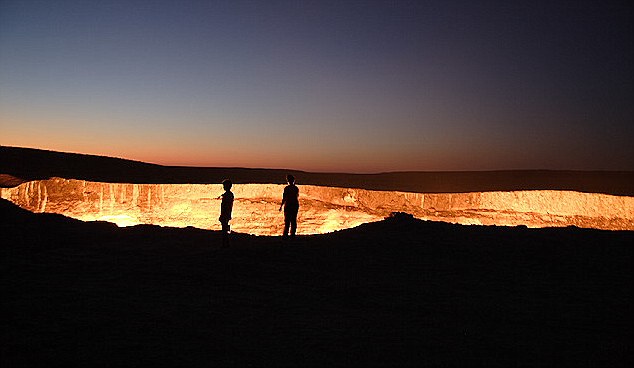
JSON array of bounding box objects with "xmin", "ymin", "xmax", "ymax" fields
[
  {"xmin": 2, "ymin": 146, "xmax": 633, "ymax": 195},
  {"xmin": 1, "ymin": 199, "xmax": 632, "ymax": 366}
]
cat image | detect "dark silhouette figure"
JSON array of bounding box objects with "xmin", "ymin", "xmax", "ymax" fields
[
  {"xmin": 279, "ymin": 174, "xmax": 299, "ymax": 238},
  {"xmin": 218, "ymin": 179, "xmax": 234, "ymax": 247}
]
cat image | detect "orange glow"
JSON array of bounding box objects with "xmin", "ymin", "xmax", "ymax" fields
[
  {"xmin": 95, "ymin": 214, "xmax": 141, "ymax": 227},
  {"xmin": 0, "ymin": 115, "xmax": 483, "ymax": 172},
  {"xmin": 2, "ymin": 178, "xmax": 633, "ymax": 234}
]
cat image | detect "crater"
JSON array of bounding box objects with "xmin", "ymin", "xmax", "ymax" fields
[{"xmin": 2, "ymin": 178, "xmax": 633, "ymax": 234}]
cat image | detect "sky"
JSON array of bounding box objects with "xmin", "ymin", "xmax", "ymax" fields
[{"xmin": 1, "ymin": 0, "xmax": 632, "ymax": 172}]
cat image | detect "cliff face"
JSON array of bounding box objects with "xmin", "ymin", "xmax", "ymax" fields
[{"xmin": 2, "ymin": 178, "xmax": 633, "ymax": 234}]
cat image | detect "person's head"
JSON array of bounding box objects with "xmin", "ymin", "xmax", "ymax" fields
[
  {"xmin": 222, "ymin": 179, "xmax": 232, "ymax": 191},
  {"xmin": 286, "ymin": 174, "xmax": 295, "ymax": 185}
]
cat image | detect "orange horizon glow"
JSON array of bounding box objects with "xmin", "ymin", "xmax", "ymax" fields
[
  {"xmin": 0, "ymin": 133, "xmax": 485, "ymax": 173},
  {"xmin": 0, "ymin": 102, "xmax": 628, "ymax": 173},
  {"xmin": 2, "ymin": 108, "xmax": 632, "ymax": 173},
  {"xmin": 3, "ymin": 136, "xmax": 623, "ymax": 174}
]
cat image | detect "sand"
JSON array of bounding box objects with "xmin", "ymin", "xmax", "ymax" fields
[{"xmin": 2, "ymin": 201, "xmax": 632, "ymax": 366}]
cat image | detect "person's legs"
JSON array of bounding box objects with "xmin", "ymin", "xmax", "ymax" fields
[
  {"xmin": 283, "ymin": 217, "xmax": 290, "ymax": 237},
  {"xmin": 290, "ymin": 217, "xmax": 297, "ymax": 237},
  {"xmin": 284, "ymin": 208, "xmax": 299, "ymax": 237},
  {"xmin": 221, "ymin": 221, "xmax": 230, "ymax": 247}
]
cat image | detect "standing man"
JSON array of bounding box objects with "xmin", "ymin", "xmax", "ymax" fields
[
  {"xmin": 279, "ymin": 174, "xmax": 299, "ymax": 238},
  {"xmin": 218, "ymin": 179, "xmax": 234, "ymax": 248}
]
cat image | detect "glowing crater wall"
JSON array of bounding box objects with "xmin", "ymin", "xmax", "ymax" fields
[{"xmin": 2, "ymin": 178, "xmax": 633, "ymax": 234}]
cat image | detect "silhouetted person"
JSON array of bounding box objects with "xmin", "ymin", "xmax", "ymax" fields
[
  {"xmin": 218, "ymin": 179, "xmax": 234, "ymax": 248},
  {"xmin": 279, "ymin": 174, "xmax": 299, "ymax": 238}
]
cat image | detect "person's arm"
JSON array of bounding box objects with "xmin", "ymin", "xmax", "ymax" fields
[{"xmin": 279, "ymin": 188, "xmax": 286, "ymax": 211}]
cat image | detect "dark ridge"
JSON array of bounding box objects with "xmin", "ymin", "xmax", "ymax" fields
[
  {"xmin": 1, "ymin": 198, "xmax": 632, "ymax": 366},
  {"xmin": 2, "ymin": 145, "xmax": 633, "ymax": 195}
]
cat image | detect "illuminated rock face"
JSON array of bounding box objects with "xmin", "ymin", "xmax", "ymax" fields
[{"xmin": 2, "ymin": 178, "xmax": 633, "ymax": 234}]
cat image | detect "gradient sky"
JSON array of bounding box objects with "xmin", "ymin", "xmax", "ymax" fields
[{"xmin": 1, "ymin": 0, "xmax": 632, "ymax": 172}]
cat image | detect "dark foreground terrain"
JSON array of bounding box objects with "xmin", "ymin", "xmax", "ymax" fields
[{"xmin": 1, "ymin": 199, "xmax": 632, "ymax": 367}]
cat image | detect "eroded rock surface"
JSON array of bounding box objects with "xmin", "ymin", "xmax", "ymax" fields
[{"xmin": 2, "ymin": 178, "xmax": 633, "ymax": 234}]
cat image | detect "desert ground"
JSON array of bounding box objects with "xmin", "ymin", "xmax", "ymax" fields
[
  {"xmin": 1, "ymin": 146, "xmax": 633, "ymax": 366},
  {"xmin": 2, "ymin": 200, "xmax": 633, "ymax": 366}
]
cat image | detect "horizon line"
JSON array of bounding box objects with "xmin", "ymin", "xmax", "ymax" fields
[{"xmin": 3, "ymin": 144, "xmax": 634, "ymax": 174}]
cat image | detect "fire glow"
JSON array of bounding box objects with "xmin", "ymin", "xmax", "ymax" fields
[{"xmin": 2, "ymin": 178, "xmax": 633, "ymax": 235}]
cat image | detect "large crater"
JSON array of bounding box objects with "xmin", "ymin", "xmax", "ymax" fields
[{"xmin": 2, "ymin": 178, "xmax": 633, "ymax": 234}]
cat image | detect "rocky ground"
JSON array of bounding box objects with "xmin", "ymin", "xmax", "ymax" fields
[{"xmin": 2, "ymin": 200, "xmax": 632, "ymax": 367}]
